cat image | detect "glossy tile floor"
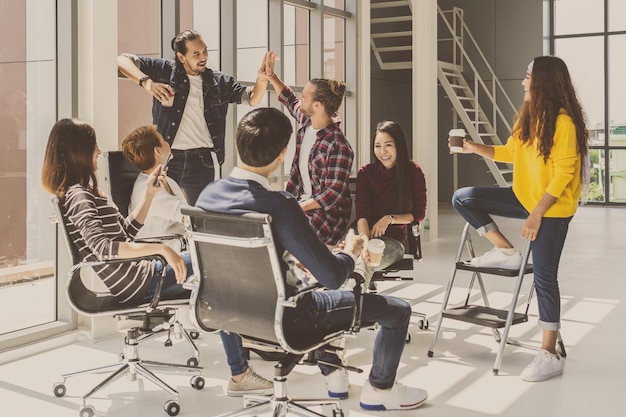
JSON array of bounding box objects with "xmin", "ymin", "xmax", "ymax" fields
[{"xmin": 1, "ymin": 204, "xmax": 624, "ymax": 417}]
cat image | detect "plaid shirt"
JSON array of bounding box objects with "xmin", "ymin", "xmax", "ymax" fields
[{"xmin": 278, "ymin": 86, "xmax": 353, "ymax": 245}]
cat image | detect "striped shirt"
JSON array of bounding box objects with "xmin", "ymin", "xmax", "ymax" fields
[{"xmin": 63, "ymin": 184, "xmax": 153, "ymax": 303}]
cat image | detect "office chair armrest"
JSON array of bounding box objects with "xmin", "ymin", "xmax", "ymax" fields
[
  {"xmin": 408, "ymin": 221, "xmax": 422, "ymax": 261},
  {"xmin": 69, "ymin": 254, "xmax": 168, "ymax": 310},
  {"xmin": 349, "ymin": 274, "xmax": 365, "ymax": 333},
  {"xmin": 135, "ymin": 234, "xmax": 188, "ymax": 251},
  {"xmin": 282, "ymin": 282, "xmax": 324, "ymax": 308}
]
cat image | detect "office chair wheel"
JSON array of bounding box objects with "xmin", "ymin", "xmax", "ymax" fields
[
  {"xmin": 186, "ymin": 357, "xmax": 199, "ymax": 367},
  {"xmin": 164, "ymin": 339, "xmax": 173, "ymax": 347},
  {"xmin": 417, "ymin": 319, "xmax": 429, "ymax": 330},
  {"xmin": 191, "ymin": 375, "xmax": 205, "ymax": 390},
  {"xmin": 79, "ymin": 404, "xmax": 95, "ymax": 417},
  {"xmin": 405, "ymin": 333, "xmax": 411, "ymax": 343},
  {"xmin": 332, "ymin": 409, "xmax": 344, "ymax": 417},
  {"xmin": 164, "ymin": 400, "xmax": 180, "ymax": 416},
  {"xmin": 52, "ymin": 382, "xmax": 66, "ymax": 397},
  {"xmin": 190, "ymin": 331, "xmax": 200, "ymax": 339}
]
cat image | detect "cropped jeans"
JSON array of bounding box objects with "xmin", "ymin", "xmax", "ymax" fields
[
  {"xmin": 169, "ymin": 148, "xmax": 215, "ymax": 206},
  {"xmin": 452, "ymin": 186, "xmax": 572, "ymax": 331}
]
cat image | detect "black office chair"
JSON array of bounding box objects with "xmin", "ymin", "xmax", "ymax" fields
[
  {"xmin": 50, "ymin": 198, "xmax": 204, "ymax": 417},
  {"xmin": 103, "ymin": 150, "xmax": 141, "ymax": 217},
  {"xmin": 183, "ymin": 207, "xmax": 365, "ymax": 417},
  {"xmin": 347, "ymin": 178, "xmax": 428, "ymax": 333}
]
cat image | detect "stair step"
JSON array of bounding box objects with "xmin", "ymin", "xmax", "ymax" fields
[
  {"xmin": 456, "ymin": 261, "xmax": 533, "ymax": 276},
  {"xmin": 478, "ymin": 132, "xmax": 496, "ymax": 137},
  {"xmin": 371, "ymin": 31, "xmax": 412, "ymax": 39},
  {"xmin": 441, "ymin": 70, "xmax": 460, "ymax": 77},
  {"xmin": 441, "ymin": 305, "xmax": 528, "ymax": 329},
  {"xmin": 376, "ymin": 45, "xmax": 412, "ymax": 52},
  {"xmin": 371, "ymin": 0, "xmax": 410, "ymax": 9},
  {"xmin": 499, "ymin": 169, "xmax": 513, "ymax": 175},
  {"xmin": 371, "ymin": 16, "xmax": 412, "ymax": 24}
]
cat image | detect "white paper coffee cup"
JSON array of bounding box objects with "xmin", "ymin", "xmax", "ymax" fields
[
  {"xmin": 368, "ymin": 239, "xmax": 386, "ymax": 267},
  {"xmin": 448, "ymin": 128, "xmax": 466, "ymax": 153}
]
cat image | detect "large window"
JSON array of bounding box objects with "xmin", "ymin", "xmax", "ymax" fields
[
  {"xmin": 0, "ymin": 0, "xmax": 60, "ymax": 345},
  {"xmin": 552, "ymin": 0, "xmax": 626, "ymax": 204}
]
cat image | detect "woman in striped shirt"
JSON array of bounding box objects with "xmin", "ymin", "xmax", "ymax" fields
[{"xmin": 42, "ymin": 118, "xmax": 191, "ymax": 304}]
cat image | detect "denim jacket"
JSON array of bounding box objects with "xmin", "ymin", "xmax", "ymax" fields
[{"xmin": 130, "ymin": 55, "xmax": 250, "ymax": 165}]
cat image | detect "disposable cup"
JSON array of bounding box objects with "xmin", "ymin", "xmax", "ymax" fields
[
  {"xmin": 368, "ymin": 239, "xmax": 386, "ymax": 267},
  {"xmin": 448, "ymin": 128, "xmax": 466, "ymax": 153}
]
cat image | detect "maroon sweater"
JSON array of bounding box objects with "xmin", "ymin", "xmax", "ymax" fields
[{"xmin": 355, "ymin": 162, "xmax": 427, "ymax": 244}]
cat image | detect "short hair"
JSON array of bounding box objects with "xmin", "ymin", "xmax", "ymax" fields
[
  {"xmin": 42, "ymin": 118, "xmax": 99, "ymax": 197},
  {"xmin": 121, "ymin": 125, "xmax": 163, "ymax": 171},
  {"xmin": 236, "ymin": 108, "xmax": 293, "ymax": 167},
  {"xmin": 309, "ymin": 78, "xmax": 346, "ymax": 116},
  {"xmin": 171, "ymin": 29, "xmax": 203, "ymax": 72}
]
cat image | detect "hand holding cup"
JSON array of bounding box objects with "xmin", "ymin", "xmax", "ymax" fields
[{"xmin": 448, "ymin": 128, "xmax": 466, "ymax": 153}]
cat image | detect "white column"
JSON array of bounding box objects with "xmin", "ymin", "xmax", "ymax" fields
[
  {"xmin": 77, "ymin": 0, "xmax": 119, "ymax": 153},
  {"xmin": 76, "ymin": 0, "xmax": 120, "ymax": 339},
  {"xmin": 355, "ymin": 0, "xmax": 370, "ymax": 169},
  {"xmin": 413, "ymin": 0, "xmax": 438, "ymax": 240}
]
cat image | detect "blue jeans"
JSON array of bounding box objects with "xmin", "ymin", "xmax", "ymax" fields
[
  {"xmin": 284, "ymin": 290, "xmax": 411, "ymax": 390},
  {"xmin": 452, "ymin": 187, "xmax": 572, "ymax": 330},
  {"xmin": 143, "ymin": 251, "xmax": 193, "ymax": 302},
  {"xmin": 169, "ymin": 148, "xmax": 215, "ymax": 206},
  {"xmin": 219, "ymin": 331, "xmax": 248, "ymax": 376}
]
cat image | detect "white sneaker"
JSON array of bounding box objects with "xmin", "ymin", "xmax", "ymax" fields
[
  {"xmin": 359, "ymin": 381, "xmax": 428, "ymax": 411},
  {"xmin": 326, "ymin": 369, "xmax": 350, "ymax": 399},
  {"xmin": 227, "ymin": 367, "xmax": 273, "ymax": 397},
  {"xmin": 470, "ymin": 247, "xmax": 523, "ymax": 269},
  {"xmin": 520, "ymin": 349, "xmax": 564, "ymax": 382}
]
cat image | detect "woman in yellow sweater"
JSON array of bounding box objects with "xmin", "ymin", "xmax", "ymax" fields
[{"xmin": 450, "ymin": 56, "xmax": 589, "ymax": 382}]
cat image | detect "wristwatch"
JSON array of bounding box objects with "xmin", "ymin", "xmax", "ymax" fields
[
  {"xmin": 138, "ymin": 75, "xmax": 151, "ymax": 87},
  {"xmin": 389, "ymin": 214, "xmax": 396, "ymax": 225}
]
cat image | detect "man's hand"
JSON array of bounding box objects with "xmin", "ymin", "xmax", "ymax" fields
[
  {"xmin": 258, "ymin": 51, "xmax": 278, "ymax": 81},
  {"xmin": 145, "ymin": 79, "xmax": 175, "ymax": 105}
]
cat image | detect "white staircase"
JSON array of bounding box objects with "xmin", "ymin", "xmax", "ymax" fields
[{"xmin": 371, "ymin": 2, "xmax": 519, "ymax": 187}]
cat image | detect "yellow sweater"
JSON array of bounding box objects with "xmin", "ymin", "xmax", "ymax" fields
[{"xmin": 493, "ymin": 112, "xmax": 581, "ymax": 218}]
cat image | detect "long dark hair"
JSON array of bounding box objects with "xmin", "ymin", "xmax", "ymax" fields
[
  {"xmin": 373, "ymin": 120, "xmax": 413, "ymax": 212},
  {"xmin": 514, "ymin": 56, "xmax": 589, "ymax": 162},
  {"xmin": 42, "ymin": 118, "xmax": 99, "ymax": 197}
]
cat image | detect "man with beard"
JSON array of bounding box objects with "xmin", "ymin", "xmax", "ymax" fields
[
  {"xmin": 263, "ymin": 51, "xmax": 353, "ymax": 246},
  {"xmin": 118, "ymin": 30, "xmax": 271, "ymax": 205}
]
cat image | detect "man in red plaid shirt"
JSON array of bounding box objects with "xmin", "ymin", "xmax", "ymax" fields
[{"xmin": 265, "ymin": 52, "xmax": 353, "ymax": 246}]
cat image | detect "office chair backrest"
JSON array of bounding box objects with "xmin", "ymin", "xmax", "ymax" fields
[
  {"xmin": 184, "ymin": 207, "xmax": 341, "ymax": 353},
  {"xmin": 104, "ymin": 151, "xmax": 141, "ymax": 217},
  {"xmin": 52, "ymin": 197, "xmax": 133, "ymax": 314}
]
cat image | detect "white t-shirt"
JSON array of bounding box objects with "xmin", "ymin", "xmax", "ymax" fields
[
  {"xmin": 298, "ymin": 125, "xmax": 320, "ymax": 201},
  {"xmin": 128, "ymin": 172, "xmax": 190, "ymax": 250},
  {"xmin": 172, "ymin": 74, "xmax": 213, "ymax": 150}
]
